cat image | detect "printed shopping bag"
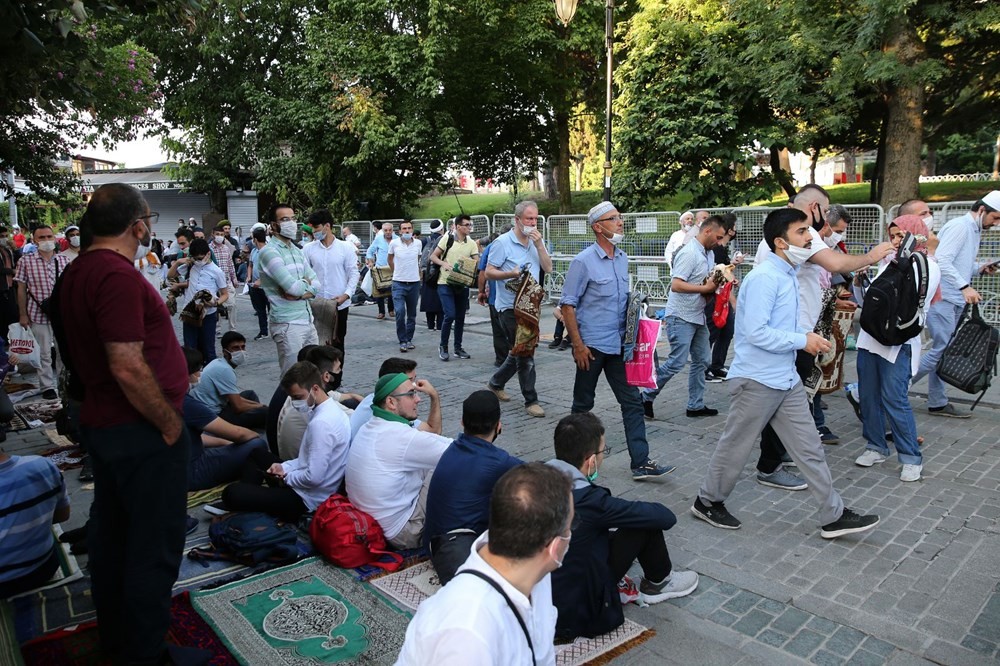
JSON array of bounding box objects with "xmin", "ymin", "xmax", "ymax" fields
[
  {"xmin": 7, "ymin": 323, "xmax": 41, "ymax": 368},
  {"xmin": 625, "ymin": 318, "xmax": 660, "ymax": 389}
]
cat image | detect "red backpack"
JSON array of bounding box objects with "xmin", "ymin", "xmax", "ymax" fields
[{"xmin": 310, "ymin": 494, "xmax": 404, "ymax": 571}]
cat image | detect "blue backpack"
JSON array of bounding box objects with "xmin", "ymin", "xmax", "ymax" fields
[{"xmin": 188, "ymin": 512, "xmax": 300, "ymax": 566}]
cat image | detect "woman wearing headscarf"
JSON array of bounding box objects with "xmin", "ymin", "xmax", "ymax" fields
[{"xmin": 854, "ymin": 214, "xmax": 940, "ymax": 482}]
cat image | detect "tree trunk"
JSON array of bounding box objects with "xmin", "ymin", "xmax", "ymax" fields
[
  {"xmin": 871, "ymin": 104, "xmax": 889, "ymax": 204},
  {"xmin": 769, "ymin": 145, "xmax": 797, "ymax": 198},
  {"xmin": 878, "ymin": 16, "xmax": 925, "ymax": 209},
  {"xmin": 922, "ymin": 147, "xmax": 936, "ymax": 176},
  {"xmin": 555, "ymin": 110, "xmax": 572, "ymax": 213},
  {"xmin": 809, "ymin": 146, "xmax": 820, "ymax": 185},
  {"xmin": 993, "ymin": 133, "xmax": 999, "ymax": 180},
  {"xmin": 843, "ymin": 150, "xmax": 857, "ymax": 182},
  {"xmin": 575, "ymin": 162, "xmax": 584, "ymax": 191}
]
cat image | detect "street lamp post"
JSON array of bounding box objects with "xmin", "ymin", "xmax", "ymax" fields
[{"xmin": 554, "ymin": 0, "xmax": 614, "ymax": 202}]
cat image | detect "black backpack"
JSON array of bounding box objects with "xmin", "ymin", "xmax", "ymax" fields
[
  {"xmin": 860, "ymin": 251, "xmax": 928, "ymax": 346},
  {"xmin": 936, "ymin": 304, "xmax": 999, "ymax": 410}
]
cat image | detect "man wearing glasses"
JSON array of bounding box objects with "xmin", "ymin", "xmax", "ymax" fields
[
  {"xmin": 56, "ymin": 184, "xmax": 197, "ymax": 665},
  {"xmin": 258, "ymin": 203, "xmax": 319, "ymax": 374},
  {"xmin": 547, "ymin": 412, "xmax": 698, "ymax": 641},
  {"xmin": 346, "ymin": 372, "xmax": 451, "ymax": 549},
  {"xmin": 560, "ymin": 201, "xmax": 674, "ymax": 480}
]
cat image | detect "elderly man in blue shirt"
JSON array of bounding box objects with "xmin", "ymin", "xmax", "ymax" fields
[
  {"xmin": 694, "ymin": 208, "xmax": 880, "ymax": 540},
  {"xmin": 911, "ymin": 190, "xmax": 1000, "ymax": 418},
  {"xmin": 559, "ymin": 202, "xmax": 674, "ymax": 480}
]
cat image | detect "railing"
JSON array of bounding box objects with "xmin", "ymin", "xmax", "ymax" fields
[{"xmin": 918, "ymin": 173, "xmax": 996, "ymax": 183}]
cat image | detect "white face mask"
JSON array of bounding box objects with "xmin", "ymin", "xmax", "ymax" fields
[
  {"xmin": 69, "ymin": 236, "xmax": 81, "ymax": 248},
  {"xmin": 783, "ymin": 243, "xmax": 813, "ymax": 266},
  {"xmin": 133, "ymin": 221, "xmax": 152, "ymax": 261},
  {"xmin": 38, "ymin": 241, "xmax": 56, "ymax": 253},
  {"xmin": 279, "ymin": 221, "xmax": 298, "ymax": 239},
  {"xmin": 922, "ymin": 214, "xmax": 934, "ymax": 228},
  {"xmin": 824, "ymin": 232, "xmax": 842, "ymax": 248},
  {"xmin": 313, "ymin": 230, "xmax": 327, "ymax": 242},
  {"xmin": 213, "ymin": 235, "xmax": 225, "ymax": 244},
  {"xmin": 228, "ymin": 349, "xmax": 246, "ymax": 367},
  {"xmin": 290, "ymin": 397, "xmax": 312, "ymax": 414},
  {"xmin": 606, "ymin": 232, "xmax": 624, "ymax": 245},
  {"xmin": 401, "ymin": 233, "xmax": 413, "ymax": 241}
]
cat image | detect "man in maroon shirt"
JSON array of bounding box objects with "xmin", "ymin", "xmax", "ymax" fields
[{"xmin": 58, "ymin": 184, "xmax": 202, "ymax": 665}]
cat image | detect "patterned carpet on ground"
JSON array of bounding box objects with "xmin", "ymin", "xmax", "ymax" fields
[
  {"xmin": 370, "ymin": 560, "xmax": 655, "ymax": 666},
  {"xmin": 17, "ymin": 592, "xmax": 238, "ymax": 666},
  {"xmin": 191, "ymin": 556, "xmax": 411, "ymax": 664},
  {"xmin": 15, "ymin": 400, "xmax": 62, "ymax": 427}
]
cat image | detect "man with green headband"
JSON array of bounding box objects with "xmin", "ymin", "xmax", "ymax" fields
[{"xmin": 346, "ymin": 372, "xmax": 451, "ymax": 549}]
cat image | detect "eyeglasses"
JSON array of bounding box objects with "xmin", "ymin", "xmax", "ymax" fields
[
  {"xmin": 596, "ymin": 445, "xmax": 612, "ymax": 456},
  {"xmin": 389, "ymin": 389, "xmax": 419, "ymax": 399},
  {"xmin": 278, "ymin": 216, "xmax": 298, "ymax": 223},
  {"xmin": 597, "ymin": 215, "xmax": 623, "ymax": 224},
  {"xmin": 139, "ymin": 212, "xmax": 159, "ymax": 225}
]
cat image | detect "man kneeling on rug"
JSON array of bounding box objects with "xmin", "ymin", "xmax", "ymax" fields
[
  {"xmin": 397, "ymin": 463, "xmax": 567, "ymax": 665},
  {"xmin": 0, "ymin": 447, "xmax": 70, "ymax": 598},
  {"xmin": 548, "ymin": 412, "xmax": 698, "ymax": 640}
]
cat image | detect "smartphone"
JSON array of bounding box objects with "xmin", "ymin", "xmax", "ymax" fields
[{"xmin": 897, "ymin": 232, "xmax": 917, "ymax": 259}]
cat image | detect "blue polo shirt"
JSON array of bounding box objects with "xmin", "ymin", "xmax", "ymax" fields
[
  {"xmin": 487, "ymin": 230, "xmax": 541, "ymax": 312},
  {"xmin": 560, "ymin": 242, "xmax": 630, "ymax": 355},
  {"xmin": 423, "ymin": 433, "xmax": 523, "ymax": 546},
  {"xmin": 190, "ymin": 358, "xmax": 238, "ymax": 414},
  {"xmin": 478, "ymin": 243, "xmax": 499, "ymax": 307}
]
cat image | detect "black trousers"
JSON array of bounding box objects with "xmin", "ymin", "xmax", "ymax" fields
[
  {"xmin": 83, "ymin": 420, "xmax": 190, "ymax": 663},
  {"xmin": 758, "ymin": 350, "xmax": 815, "ymax": 473},
  {"xmin": 221, "ymin": 448, "xmax": 307, "ymax": 522},
  {"xmin": 488, "ymin": 305, "xmax": 509, "ymax": 364},
  {"xmin": 609, "ymin": 527, "xmax": 671, "ymax": 584},
  {"xmin": 219, "ymin": 389, "xmax": 267, "ymax": 430}
]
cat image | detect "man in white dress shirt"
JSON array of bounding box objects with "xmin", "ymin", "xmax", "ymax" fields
[
  {"xmin": 303, "ymin": 210, "xmax": 360, "ymax": 350},
  {"xmin": 396, "ymin": 462, "xmax": 570, "ymax": 666}
]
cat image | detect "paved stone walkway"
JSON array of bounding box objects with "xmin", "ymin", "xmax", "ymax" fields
[{"xmin": 8, "ymin": 293, "xmax": 999, "ymax": 665}]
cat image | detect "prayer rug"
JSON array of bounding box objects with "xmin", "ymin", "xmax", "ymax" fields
[
  {"xmin": 15, "ymin": 400, "xmax": 62, "ymax": 428},
  {"xmin": 350, "ymin": 546, "xmax": 427, "ymax": 582},
  {"xmin": 18, "ymin": 592, "xmax": 238, "ymax": 666},
  {"xmin": 191, "ymin": 557, "xmax": 411, "ymax": 664},
  {"xmin": 176, "ymin": 529, "xmax": 314, "ymax": 595},
  {"xmin": 7, "ymin": 529, "xmax": 85, "ymax": 600},
  {"xmin": 369, "ymin": 560, "xmax": 655, "ymax": 666},
  {"xmin": 10, "ymin": 578, "xmax": 94, "ymax": 644},
  {"xmin": 39, "ymin": 443, "xmax": 86, "ymax": 471},
  {"xmin": 6, "ymin": 410, "xmax": 29, "ymax": 432},
  {"xmin": 43, "ymin": 429, "xmax": 74, "ymax": 448}
]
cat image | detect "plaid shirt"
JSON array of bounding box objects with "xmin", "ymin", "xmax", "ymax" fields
[
  {"xmin": 15, "ymin": 252, "xmax": 71, "ymax": 325},
  {"xmin": 211, "ymin": 240, "xmax": 238, "ymax": 287}
]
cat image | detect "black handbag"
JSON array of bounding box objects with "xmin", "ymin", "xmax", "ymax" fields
[{"xmin": 936, "ymin": 303, "xmax": 999, "ymax": 410}]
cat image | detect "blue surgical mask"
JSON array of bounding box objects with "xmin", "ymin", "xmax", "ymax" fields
[
  {"xmin": 313, "ymin": 230, "xmax": 327, "ymax": 242},
  {"xmin": 401, "ymin": 233, "xmax": 413, "ymax": 241}
]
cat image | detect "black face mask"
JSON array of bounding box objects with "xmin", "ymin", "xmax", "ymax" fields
[
  {"xmin": 811, "ymin": 206, "xmax": 825, "ymax": 232},
  {"xmin": 493, "ymin": 425, "xmax": 502, "ymax": 442}
]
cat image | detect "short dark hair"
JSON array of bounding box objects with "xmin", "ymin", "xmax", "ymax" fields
[
  {"xmin": 701, "ymin": 215, "xmax": 726, "ymax": 232},
  {"xmin": 280, "ymin": 361, "xmax": 322, "ymax": 393},
  {"xmin": 221, "ymin": 331, "xmax": 246, "ymax": 350},
  {"xmin": 182, "ymin": 346, "xmax": 203, "ymax": 374},
  {"xmin": 305, "ymin": 345, "xmax": 344, "ymax": 375},
  {"xmin": 462, "ymin": 390, "xmax": 501, "ymax": 437},
  {"xmin": 764, "ymin": 208, "xmax": 809, "ymax": 251},
  {"xmin": 455, "ymin": 213, "xmax": 472, "ymax": 226},
  {"xmin": 308, "ymin": 209, "xmax": 334, "ymax": 227},
  {"xmin": 553, "ymin": 412, "xmax": 605, "ymax": 467},
  {"xmin": 488, "ymin": 463, "xmax": 572, "ymax": 560},
  {"xmin": 80, "ymin": 184, "xmax": 146, "ymax": 241},
  {"xmin": 297, "ymin": 344, "xmax": 319, "ymax": 362},
  {"xmin": 175, "ymin": 228, "xmax": 193, "ymax": 241},
  {"xmin": 192, "ymin": 227, "xmax": 204, "ymax": 234},
  {"xmin": 378, "ymin": 357, "xmax": 417, "ymax": 377},
  {"xmin": 266, "ymin": 203, "xmax": 293, "ymax": 224},
  {"xmin": 252, "ymin": 227, "xmax": 267, "ymax": 243},
  {"xmin": 213, "ymin": 224, "xmax": 227, "ymax": 234},
  {"xmin": 719, "ymin": 213, "xmax": 738, "ymax": 233},
  {"xmin": 31, "ymin": 225, "xmax": 53, "ymax": 238},
  {"xmin": 189, "ymin": 238, "xmax": 210, "ymax": 258}
]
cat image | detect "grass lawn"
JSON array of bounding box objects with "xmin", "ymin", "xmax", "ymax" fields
[{"xmin": 410, "ymin": 179, "xmax": 999, "ymax": 221}]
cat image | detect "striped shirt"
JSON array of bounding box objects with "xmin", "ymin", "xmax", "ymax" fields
[
  {"xmin": 0, "ymin": 455, "xmax": 68, "ymax": 583},
  {"xmin": 258, "ymin": 236, "xmax": 318, "ymax": 323}
]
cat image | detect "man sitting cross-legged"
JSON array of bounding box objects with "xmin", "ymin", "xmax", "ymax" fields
[
  {"xmin": 424, "ymin": 390, "xmax": 523, "ymax": 584},
  {"xmin": 547, "ymin": 412, "xmax": 698, "ymax": 640},
  {"xmin": 219, "ymin": 361, "xmax": 351, "ymax": 520},
  {"xmin": 190, "ymin": 331, "xmax": 268, "ymax": 430}
]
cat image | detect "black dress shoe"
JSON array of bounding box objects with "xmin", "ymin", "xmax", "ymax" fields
[
  {"xmin": 686, "ymin": 407, "xmax": 719, "ymax": 417},
  {"xmin": 643, "ymin": 401, "xmax": 654, "ymax": 420}
]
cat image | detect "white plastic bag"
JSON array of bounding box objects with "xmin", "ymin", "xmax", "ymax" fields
[
  {"xmin": 360, "ymin": 268, "xmax": 374, "ymax": 297},
  {"xmin": 8, "ymin": 323, "xmax": 41, "ymax": 369}
]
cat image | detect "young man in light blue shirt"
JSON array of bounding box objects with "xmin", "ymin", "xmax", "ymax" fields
[
  {"xmin": 911, "ymin": 191, "xmax": 1000, "ymax": 417},
  {"xmin": 694, "ymin": 208, "xmax": 880, "ymax": 540},
  {"xmin": 560, "ymin": 201, "xmax": 674, "ymax": 480}
]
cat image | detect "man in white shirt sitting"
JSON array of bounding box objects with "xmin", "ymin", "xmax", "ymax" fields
[
  {"xmin": 219, "ymin": 361, "xmax": 351, "ymax": 520},
  {"xmin": 397, "ymin": 463, "xmax": 570, "ymax": 666},
  {"xmin": 346, "ymin": 372, "xmax": 450, "ymax": 549}
]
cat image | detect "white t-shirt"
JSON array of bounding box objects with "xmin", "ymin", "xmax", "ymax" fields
[
  {"xmin": 755, "ymin": 226, "xmax": 827, "ymax": 332},
  {"xmin": 395, "ymin": 531, "xmax": 557, "ymax": 666},
  {"xmin": 664, "ymin": 228, "xmax": 690, "ymax": 268},
  {"xmin": 388, "ymin": 238, "xmax": 423, "ymax": 282},
  {"xmin": 345, "ymin": 416, "xmax": 450, "ymax": 539}
]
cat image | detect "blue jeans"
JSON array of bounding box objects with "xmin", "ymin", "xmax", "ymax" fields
[
  {"xmin": 642, "ymin": 316, "xmax": 710, "ymax": 410},
  {"xmin": 912, "ymin": 300, "xmax": 962, "ymax": 408},
  {"xmin": 490, "ymin": 309, "xmax": 539, "ymax": 405},
  {"xmin": 572, "ymin": 347, "xmax": 650, "ymax": 469},
  {"xmin": 392, "ymin": 281, "xmax": 420, "ymax": 344},
  {"xmin": 858, "ymin": 346, "xmax": 922, "ymax": 465},
  {"xmin": 182, "ymin": 311, "xmax": 218, "ymax": 365},
  {"xmin": 189, "ymin": 437, "xmax": 268, "ymax": 491},
  {"xmin": 438, "ymin": 284, "xmax": 469, "ymax": 349}
]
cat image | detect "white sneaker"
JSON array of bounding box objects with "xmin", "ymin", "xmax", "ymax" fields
[
  {"xmin": 855, "ymin": 450, "xmax": 887, "ymax": 467},
  {"xmin": 900, "ymin": 464, "xmax": 922, "ymax": 482},
  {"xmin": 638, "ymin": 570, "xmax": 699, "ymax": 604}
]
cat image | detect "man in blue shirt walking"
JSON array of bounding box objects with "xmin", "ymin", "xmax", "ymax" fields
[
  {"xmin": 694, "ymin": 209, "xmax": 880, "ymax": 539},
  {"xmin": 560, "ymin": 202, "xmax": 674, "ymax": 480}
]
